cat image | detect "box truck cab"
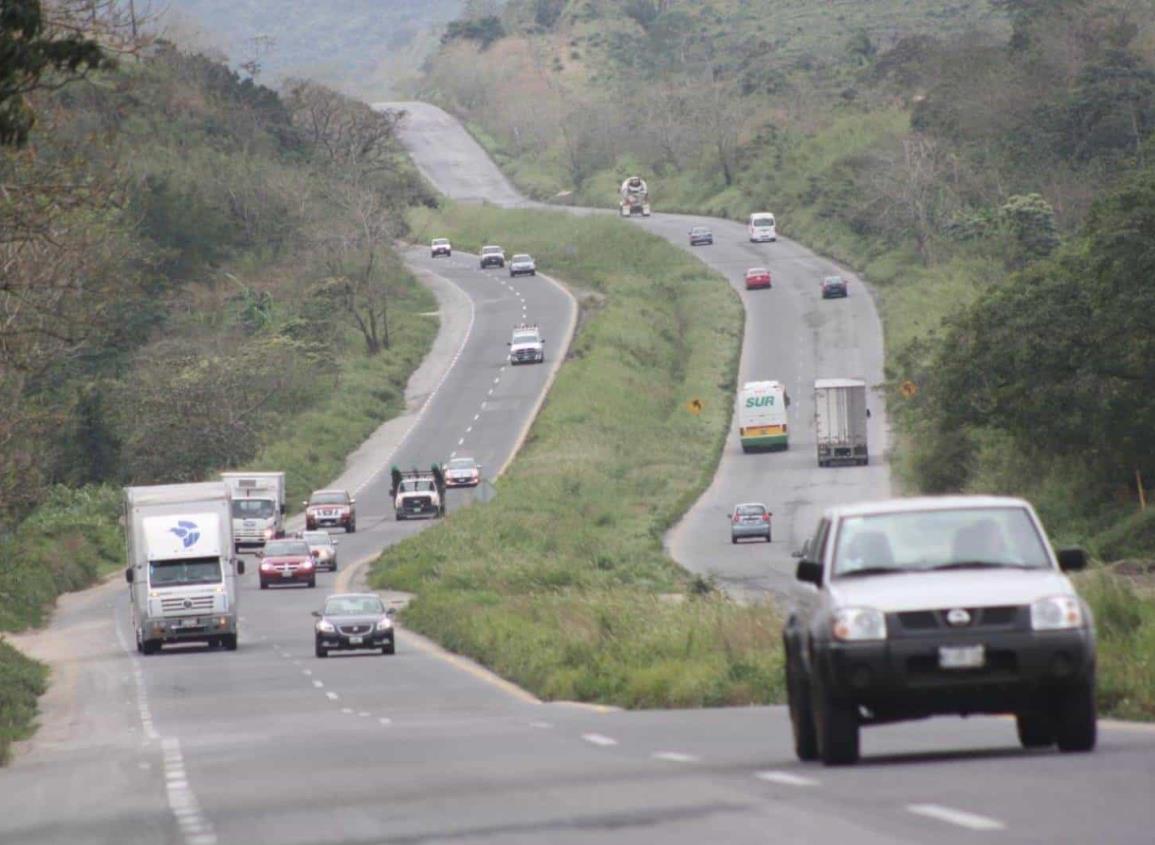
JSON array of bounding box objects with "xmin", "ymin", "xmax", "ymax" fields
[
  {"xmin": 739, "ymin": 380, "xmax": 790, "ymax": 452},
  {"xmin": 125, "ymin": 482, "xmax": 243, "ymax": 654},
  {"xmin": 220, "ymin": 471, "xmax": 285, "ymax": 549},
  {"xmin": 748, "ymin": 212, "xmax": 777, "ymax": 243},
  {"xmin": 814, "ymin": 377, "xmax": 869, "ymax": 466}
]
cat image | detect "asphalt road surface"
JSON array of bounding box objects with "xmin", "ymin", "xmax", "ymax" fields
[{"xmin": 1, "ymin": 102, "xmax": 1153, "ymax": 845}]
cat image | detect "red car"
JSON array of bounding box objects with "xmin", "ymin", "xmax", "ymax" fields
[
  {"xmin": 259, "ymin": 538, "xmax": 317, "ymax": 589},
  {"xmin": 745, "ymin": 267, "xmax": 772, "ymax": 290},
  {"xmin": 303, "ymin": 489, "xmax": 356, "ymax": 533}
]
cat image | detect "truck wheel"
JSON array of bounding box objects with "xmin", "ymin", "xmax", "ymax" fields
[
  {"xmin": 1054, "ymin": 681, "xmax": 1097, "ymax": 752},
  {"xmin": 222, "ymin": 634, "xmax": 238, "ymax": 652},
  {"xmin": 1016, "ymin": 712, "xmax": 1055, "ymax": 748},
  {"xmin": 786, "ymin": 653, "xmax": 819, "ymax": 762},
  {"xmin": 142, "ymin": 639, "xmax": 160, "ymax": 656},
  {"xmin": 315, "ymin": 643, "xmax": 328, "ymax": 658},
  {"xmin": 347, "ymin": 521, "xmax": 356, "ymax": 534},
  {"xmin": 813, "ymin": 678, "xmax": 859, "ymax": 765}
]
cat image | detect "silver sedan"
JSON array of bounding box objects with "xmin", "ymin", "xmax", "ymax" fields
[{"xmin": 730, "ymin": 503, "xmax": 772, "ymax": 543}]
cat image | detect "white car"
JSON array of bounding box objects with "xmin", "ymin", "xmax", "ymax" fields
[
  {"xmin": 508, "ymin": 324, "xmax": 544, "ymax": 365},
  {"xmin": 443, "ymin": 457, "xmax": 481, "ymax": 488},
  {"xmin": 431, "ymin": 238, "xmax": 451, "ymax": 258},
  {"xmin": 480, "ymin": 245, "xmax": 506, "ymax": 269},
  {"xmin": 748, "ymin": 212, "xmax": 777, "ymax": 242},
  {"xmin": 509, "ymin": 254, "xmax": 536, "ymax": 277},
  {"xmin": 784, "ymin": 495, "xmax": 1096, "ymax": 765}
]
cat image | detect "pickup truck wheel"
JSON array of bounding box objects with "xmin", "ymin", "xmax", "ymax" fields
[
  {"xmin": 1016, "ymin": 712, "xmax": 1055, "ymax": 748},
  {"xmin": 222, "ymin": 634, "xmax": 238, "ymax": 652},
  {"xmin": 813, "ymin": 678, "xmax": 859, "ymax": 765},
  {"xmin": 347, "ymin": 522, "xmax": 356, "ymax": 534},
  {"xmin": 142, "ymin": 639, "xmax": 160, "ymax": 656},
  {"xmin": 1054, "ymin": 681, "xmax": 1097, "ymax": 752},
  {"xmin": 396, "ymin": 512, "xmax": 406, "ymax": 521},
  {"xmin": 786, "ymin": 653, "xmax": 819, "ymax": 761}
]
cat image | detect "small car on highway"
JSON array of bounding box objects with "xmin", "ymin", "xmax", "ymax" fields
[
  {"xmin": 313, "ymin": 593, "xmax": 396, "ymax": 657},
  {"xmin": 479, "ymin": 245, "xmax": 506, "ymax": 269},
  {"xmin": 509, "ymin": 254, "xmax": 537, "ymax": 277},
  {"xmin": 431, "ymin": 238, "xmax": 452, "ymax": 258},
  {"xmin": 783, "ymin": 495, "xmax": 1096, "ymax": 766},
  {"xmin": 300, "ymin": 530, "xmax": 339, "ymax": 572},
  {"xmin": 745, "ymin": 268, "xmax": 772, "ymax": 290},
  {"xmin": 303, "ymin": 489, "xmax": 356, "ymax": 533},
  {"xmin": 689, "ymin": 226, "xmax": 714, "ymax": 246},
  {"xmin": 821, "ymin": 275, "xmax": 848, "ymax": 299},
  {"xmin": 730, "ymin": 503, "xmax": 772, "ymax": 543},
  {"xmin": 443, "ymin": 456, "xmax": 482, "ymax": 488},
  {"xmin": 258, "ymin": 538, "xmax": 317, "ymax": 589}
]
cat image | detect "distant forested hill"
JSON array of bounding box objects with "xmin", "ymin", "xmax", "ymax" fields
[{"xmin": 165, "ymin": 0, "xmax": 468, "ymax": 96}]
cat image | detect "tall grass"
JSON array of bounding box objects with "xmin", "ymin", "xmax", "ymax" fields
[
  {"xmin": 374, "ymin": 205, "xmax": 785, "ymax": 708},
  {"xmin": 0, "ymin": 641, "xmax": 46, "ymax": 763},
  {"xmin": 1077, "ymin": 569, "xmax": 1155, "ymax": 721}
]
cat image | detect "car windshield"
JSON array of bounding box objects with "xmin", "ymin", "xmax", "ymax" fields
[
  {"xmin": 309, "ymin": 492, "xmax": 347, "ymax": 505},
  {"xmin": 265, "ymin": 540, "xmax": 309, "ymax": 556},
  {"xmin": 832, "ymin": 506, "xmax": 1051, "ymax": 577},
  {"xmin": 512, "ymin": 254, "xmax": 531, "ymax": 262},
  {"xmin": 447, "ymin": 459, "xmax": 476, "ymax": 470},
  {"xmin": 825, "ymin": 277, "xmax": 843, "ymax": 285},
  {"xmin": 231, "ymin": 499, "xmax": 275, "ymax": 518},
  {"xmin": 302, "ymin": 532, "xmax": 332, "ymax": 548},
  {"xmin": 432, "ymin": 239, "xmax": 448, "ymax": 245},
  {"xmin": 736, "ymin": 504, "xmax": 766, "ymax": 515},
  {"xmin": 692, "ymin": 228, "xmax": 709, "ymax": 234},
  {"xmin": 752, "ymin": 218, "xmax": 774, "ymax": 227},
  {"xmin": 324, "ymin": 596, "xmax": 386, "ymax": 616},
  {"xmin": 149, "ymin": 556, "xmax": 222, "ymax": 587},
  {"xmin": 748, "ymin": 268, "xmax": 767, "ymax": 276}
]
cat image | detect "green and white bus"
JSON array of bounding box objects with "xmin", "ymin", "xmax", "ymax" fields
[{"xmin": 739, "ymin": 380, "xmax": 789, "ymax": 452}]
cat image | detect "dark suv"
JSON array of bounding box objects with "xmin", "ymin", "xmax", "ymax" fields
[{"xmin": 783, "ymin": 495, "xmax": 1096, "ymax": 765}]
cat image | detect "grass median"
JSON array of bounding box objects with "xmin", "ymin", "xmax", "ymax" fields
[{"xmin": 371, "ymin": 205, "xmax": 785, "ymax": 708}]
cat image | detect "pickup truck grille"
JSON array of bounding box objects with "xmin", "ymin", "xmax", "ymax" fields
[
  {"xmin": 160, "ymin": 595, "xmax": 215, "ymax": 615},
  {"xmin": 894, "ymin": 606, "xmax": 1022, "ymax": 634},
  {"xmin": 403, "ymin": 496, "xmax": 433, "ymax": 510},
  {"xmin": 513, "ymin": 348, "xmax": 539, "ymax": 362}
]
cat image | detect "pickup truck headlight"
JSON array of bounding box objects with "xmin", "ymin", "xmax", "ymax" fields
[
  {"xmin": 376, "ymin": 619, "xmax": 393, "ymax": 632},
  {"xmin": 1031, "ymin": 596, "xmax": 1084, "ymax": 630},
  {"xmin": 832, "ymin": 607, "xmax": 887, "ymax": 641},
  {"xmin": 316, "ymin": 620, "xmax": 336, "ymax": 633}
]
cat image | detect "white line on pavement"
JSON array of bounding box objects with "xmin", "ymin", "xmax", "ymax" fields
[
  {"xmin": 379, "ymin": 717, "xmax": 392, "ymax": 726},
  {"xmin": 755, "ymin": 771, "xmax": 820, "ymax": 787},
  {"xmin": 906, "ymin": 804, "xmax": 1005, "ymax": 831},
  {"xmin": 312, "ymin": 680, "xmax": 323, "ymax": 688},
  {"xmin": 326, "ymin": 691, "xmax": 340, "ymax": 701},
  {"xmin": 529, "ymin": 721, "xmax": 553, "ymax": 729},
  {"xmin": 653, "ymin": 752, "xmax": 699, "ymax": 763},
  {"xmin": 582, "ymin": 733, "xmax": 618, "ymax": 747}
]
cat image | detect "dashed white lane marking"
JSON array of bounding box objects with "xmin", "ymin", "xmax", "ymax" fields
[
  {"xmin": 458, "ymin": 437, "xmax": 465, "ymax": 446},
  {"xmin": 493, "ymin": 376, "xmax": 501, "ymax": 384},
  {"xmin": 358, "ymin": 711, "xmax": 370, "ymax": 718},
  {"xmin": 906, "ymin": 804, "xmax": 1005, "ymax": 831},
  {"xmin": 755, "ymin": 771, "xmax": 820, "ymax": 787},
  {"xmin": 473, "ymin": 413, "xmax": 480, "ymax": 421},
  {"xmin": 341, "ymin": 707, "xmax": 354, "ymax": 715},
  {"xmin": 465, "ymin": 426, "xmax": 472, "ymax": 433},
  {"xmin": 488, "ymin": 388, "xmax": 495, "ymax": 396},
  {"xmin": 529, "ymin": 721, "xmax": 553, "ymax": 729},
  {"xmin": 326, "ymin": 691, "xmax": 340, "ymax": 701},
  {"xmin": 653, "ymin": 752, "xmax": 699, "ymax": 763},
  {"xmin": 161, "ymin": 738, "xmax": 218, "ymax": 845},
  {"xmin": 312, "ymin": 679, "xmax": 323, "ymax": 688},
  {"xmin": 582, "ymin": 733, "xmax": 618, "ymax": 747},
  {"xmin": 450, "ymin": 451, "xmax": 457, "ymax": 458},
  {"xmin": 379, "ymin": 717, "xmax": 392, "ymax": 726},
  {"xmin": 302, "ymin": 669, "xmax": 312, "ymax": 676}
]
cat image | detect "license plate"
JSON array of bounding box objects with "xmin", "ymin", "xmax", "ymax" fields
[
  {"xmin": 281, "ymin": 570, "xmax": 292, "ymax": 578},
  {"xmin": 179, "ymin": 617, "xmax": 200, "ymax": 629},
  {"xmin": 939, "ymin": 645, "xmax": 985, "ymax": 670},
  {"xmin": 349, "ymin": 636, "xmax": 363, "ymax": 645}
]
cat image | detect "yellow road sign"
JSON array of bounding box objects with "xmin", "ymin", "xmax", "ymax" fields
[
  {"xmin": 687, "ymin": 398, "xmax": 704, "ymax": 415},
  {"xmin": 899, "ymin": 380, "xmax": 918, "ymax": 399}
]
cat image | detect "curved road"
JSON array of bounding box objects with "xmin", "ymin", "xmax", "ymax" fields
[{"xmin": 1, "ymin": 103, "xmax": 1153, "ymax": 845}]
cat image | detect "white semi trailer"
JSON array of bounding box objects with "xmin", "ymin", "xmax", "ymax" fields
[
  {"xmin": 124, "ymin": 481, "xmax": 243, "ymax": 654},
  {"xmin": 814, "ymin": 378, "xmax": 869, "ymax": 467}
]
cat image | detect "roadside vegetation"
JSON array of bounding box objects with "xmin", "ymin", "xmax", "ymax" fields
[
  {"xmin": 0, "ymin": 5, "xmax": 434, "ymax": 754},
  {"xmin": 419, "ymin": 0, "xmax": 1155, "ymax": 718},
  {"xmin": 373, "ymin": 204, "xmax": 785, "ymax": 708}
]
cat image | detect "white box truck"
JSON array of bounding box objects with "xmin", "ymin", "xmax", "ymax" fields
[
  {"xmin": 220, "ymin": 471, "xmax": 285, "ymax": 549},
  {"xmin": 738, "ymin": 380, "xmax": 790, "ymax": 452},
  {"xmin": 124, "ymin": 481, "xmax": 243, "ymax": 654},
  {"xmin": 814, "ymin": 378, "xmax": 869, "ymax": 467}
]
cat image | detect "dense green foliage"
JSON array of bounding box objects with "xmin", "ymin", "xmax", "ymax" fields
[
  {"xmin": 0, "ymin": 641, "xmax": 46, "ymax": 763},
  {"xmin": 373, "ymin": 205, "xmax": 784, "ymax": 708}
]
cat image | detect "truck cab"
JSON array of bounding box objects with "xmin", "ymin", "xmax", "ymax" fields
[
  {"xmin": 391, "ymin": 466, "xmax": 446, "ymax": 520},
  {"xmin": 220, "ymin": 471, "xmax": 286, "ymax": 550},
  {"xmin": 508, "ymin": 324, "xmax": 545, "ymax": 365}
]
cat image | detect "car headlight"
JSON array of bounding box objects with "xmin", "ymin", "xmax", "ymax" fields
[
  {"xmin": 832, "ymin": 608, "xmax": 887, "ymax": 642},
  {"xmin": 316, "ymin": 620, "xmax": 335, "ymax": 633},
  {"xmin": 376, "ymin": 619, "xmax": 393, "ymax": 631},
  {"xmin": 1031, "ymin": 596, "xmax": 1084, "ymax": 630}
]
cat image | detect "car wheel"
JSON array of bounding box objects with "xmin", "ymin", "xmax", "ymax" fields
[
  {"xmin": 347, "ymin": 522, "xmax": 356, "ymax": 534},
  {"xmin": 766, "ymin": 532, "xmax": 773, "ymax": 543},
  {"xmin": 396, "ymin": 512, "xmax": 406, "ymax": 521},
  {"xmin": 731, "ymin": 535, "xmax": 737, "ymax": 544},
  {"xmin": 1054, "ymin": 681, "xmax": 1097, "ymax": 752},
  {"xmin": 331, "ymin": 561, "xmax": 338, "ymax": 572},
  {"xmin": 260, "ymin": 581, "xmax": 269, "ymax": 590},
  {"xmin": 786, "ymin": 650, "xmax": 819, "ymax": 762},
  {"xmin": 1016, "ymin": 712, "xmax": 1055, "ymax": 748},
  {"xmin": 142, "ymin": 639, "xmax": 160, "ymax": 656},
  {"xmin": 308, "ymin": 578, "xmax": 316, "ymax": 588},
  {"xmin": 315, "ymin": 642, "xmax": 328, "ymax": 658},
  {"xmin": 382, "ymin": 642, "xmax": 395, "ymax": 656},
  {"xmin": 813, "ymin": 677, "xmax": 859, "ymax": 765}
]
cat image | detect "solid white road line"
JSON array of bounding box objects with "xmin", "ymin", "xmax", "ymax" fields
[
  {"xmin": 653, "ymin": 752, "xmax": 699, "ymax": 763},
  {"xmin": 906, "ymin": 804, "xmax": 1005, "ymax": 831},
  {"xmin": 582, "ymin": 733, "xmax": 618, "ymax": 747},
  {"xmin": 754, "ymin": 771, "xmax": 820, "ymax": 787}
]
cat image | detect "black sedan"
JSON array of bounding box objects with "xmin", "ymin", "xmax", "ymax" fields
[
  {"xmin": 689, "ymin": 226, "xmax": 714, "ymax": 246},
  {"xmin": 313, "ymin": 593, "xmax": 395, "ymax": 657}
]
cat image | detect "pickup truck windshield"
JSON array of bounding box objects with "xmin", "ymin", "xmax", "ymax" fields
[
  {"xmin": 832, "ymin": 506, "xmax": 1050, "ymax": 577},
  {"xmin": 400, "ymin": 479, "xmax": 435, "ymax": 492},
  {"xmin": 512, "ymin": 332, "xmax": 539, "ymax": 344},
  {"xmin": 149, "ymin": 557, "xmax": 222, "ymax": 587},
  {"xmin": 232, "ymin": 499, "xmax": 275, "ymax": 518}
]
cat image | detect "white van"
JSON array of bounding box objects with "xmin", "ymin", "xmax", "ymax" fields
[
  {"xmin": 748, "ymin": 212, "xmax": 777, "ymax": 243},
  {"xmin": 739, "ymin": 380, "xmax": 789, "ymax": 452}
]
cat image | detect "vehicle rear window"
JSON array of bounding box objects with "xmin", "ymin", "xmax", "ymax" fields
[
  {"xmin": 265, "ymin": 540, "xmax": 309, "ymax": 556},
  {"xmin": 736, "ymin": 504, "xmax": 766, "ymax": 515}
]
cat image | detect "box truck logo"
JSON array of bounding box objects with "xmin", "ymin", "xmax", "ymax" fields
[{"xmin": 168, "ymin": 520, "xmax": 201, "ymax": 549}]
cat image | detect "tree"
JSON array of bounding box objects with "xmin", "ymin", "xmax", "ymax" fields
[
  {"xmin": 0, "ymin": 0, "xmax": 110, "ymax": 146},
  {"xmin": 312, "ymin": 252, "xmax": 407, "ymax": 356}
]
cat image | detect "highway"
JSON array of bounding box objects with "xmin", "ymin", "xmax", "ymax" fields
[{"xmin": 0, "ymin": 103, "xmax": 1153, "ymax": 844}]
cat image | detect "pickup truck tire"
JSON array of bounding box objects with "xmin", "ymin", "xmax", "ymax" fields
[
  {"xmin": 786, "ymin": 652, "xmax": 819, "ymax": 761},
  {"xmin": 222, "ymin": 634, "xmax": 238, "ymax": 651},
  {"xmin": 396, "ymin": 512, "xmax": 406, "ymax": 521},
  {"xmin": 813, "ymin": 677, "xmax": 859, "ymax": 765},
  {"xmin": 347, "ymin": 521, "xmax": 356, "ymax": 534},
  {"xmin": 142, "ymin": 639, "xmax": 160, "ymax": 656},
  {"xmin": 1016, "ymin": 712, "xmax": 1055, "ymax": 748},
  {"xmin": 1054, "ymin": 681, "xmax": 1097, "ymax": 752}
]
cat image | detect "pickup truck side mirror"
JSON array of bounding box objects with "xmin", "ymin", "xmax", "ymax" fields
[
  {"xmin": 796, "ymin": 559, "xmax": 823, "ymax": 586},
  {"xmin": 281, "ymin": 504, "xmax": 286, "ymax": 515},
  {"xmin": 1057, "ymin": 547, "xmax": 1088, "ymax": 572},
  {"xmin": 386, "ymin": 608, "xmax": 396, "ymax": 618},
  {"xmin": 125, "ymin": 568, "xmax": 134, "ymax": 584},
  {"xmin": 506, "ymin": 341, "xmax": 512, "ymax": 346},
  {"xmin": 311, "ymin": 610, "xmax": 322, "ymax": 618}
]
